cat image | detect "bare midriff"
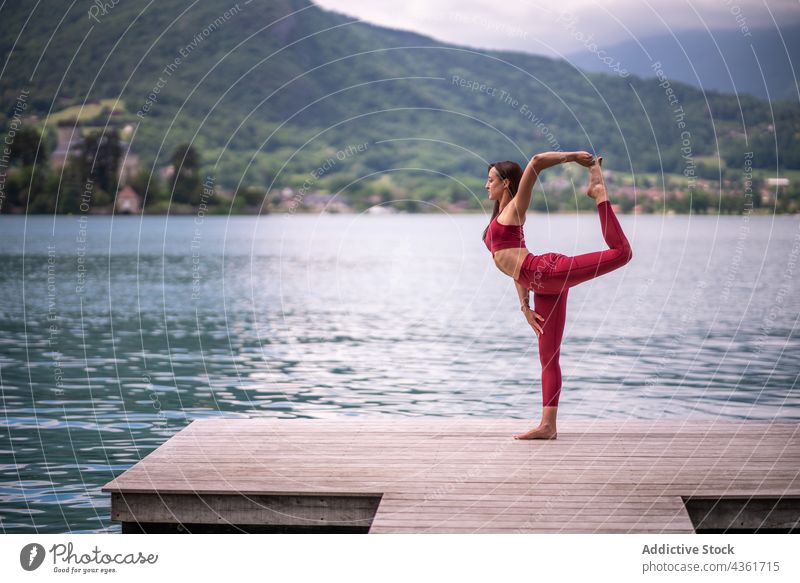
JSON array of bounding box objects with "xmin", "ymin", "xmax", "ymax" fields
[{"xmin": 492, "ymin": 246, "xmax": 529, "ymax": 280}]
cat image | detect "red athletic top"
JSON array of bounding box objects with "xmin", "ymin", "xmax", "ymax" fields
[{"xmin": 484, "ymin": 215, "xmax": 526, "ymax": 256}]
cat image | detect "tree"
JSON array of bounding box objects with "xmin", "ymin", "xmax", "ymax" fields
[
  {"xmin": 77, "ymin": 128, "xmax": 122, "ymax": 195},
  {"xmin": 236, "ymin": 185, "xmax": 267, "ymax": 208},
  {"xmin": 56, "ymin": 157, "xmax": 90, "ymax": 214},
  {"xmin": 690, "ymin": 189, "xmax": 710, "ymax": 214},
  {"xmin": 130, "ymin": 168, "xmax": 165, "ymax": 209},
  {"xmin": 8, "ymin": 126, "xmax": 48, "ymax": 166},
  {"xmin": 169, "ymin": 143, "xmax": 201, "ymax": 204},
  {"xmin": 4, "ymin": 165, "xmax": 47, "ymax": 211}
]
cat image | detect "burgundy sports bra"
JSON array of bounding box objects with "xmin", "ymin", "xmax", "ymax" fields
[{"xmin": 484, "ymin": 215, "xmax": 526, "ymax": 256}]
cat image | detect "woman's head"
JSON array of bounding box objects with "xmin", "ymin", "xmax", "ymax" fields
[
  {"xmin": 483, "ymin": 161, "xmax": 522, "ymax": 242},
  {"xmin": 486, "ymin": 161, "xmax": 522, "ymax": 202}
]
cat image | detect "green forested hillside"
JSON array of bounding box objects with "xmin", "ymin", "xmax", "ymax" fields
[{"xmin": 1, "ymin": 0, "xmax": 798, "ymax": 212}]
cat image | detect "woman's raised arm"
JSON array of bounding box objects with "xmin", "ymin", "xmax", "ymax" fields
[{"xmin": 512, "ymin": 151, "xmax": 595, "ymax": 213}]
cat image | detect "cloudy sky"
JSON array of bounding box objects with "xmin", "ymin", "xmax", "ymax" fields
[{"xmin": 314, "ymin": 0, "xmax": 800, "ymax": 57}]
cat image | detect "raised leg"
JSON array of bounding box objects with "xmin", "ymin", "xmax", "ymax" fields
[
  {"xmin": 583, "ymin": 155, "xmax": 632, "ymax": 267},
  {"xmin": 534, "ymin": 198, "xmax": 632, "ymax": 294}
]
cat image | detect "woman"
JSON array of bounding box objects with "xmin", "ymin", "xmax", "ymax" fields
[{"xmin": 483, "ymin": 152, "xmax": 633, "ymax": 440}]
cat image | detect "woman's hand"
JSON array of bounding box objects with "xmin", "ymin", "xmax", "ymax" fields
[
  {"xmin": 521, "ymin": 305, "xmax": 545, "ymax": 337},
  {"xmin": 573, "ymin": 151, "xmax": 595, "ymax": 167}
]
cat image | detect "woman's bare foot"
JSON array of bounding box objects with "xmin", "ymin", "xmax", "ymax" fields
[
  {"xmin": 586, "ymin": 156, "xmax": 608, "ymax": 205},
  {"xmin": 513, "ymin": 424, "xmax": 557, "ymax": 440}
]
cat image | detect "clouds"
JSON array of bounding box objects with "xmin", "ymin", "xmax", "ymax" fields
[{"xmin": 313, "ymin": 0, "xmax": 800, "ymax": 57}]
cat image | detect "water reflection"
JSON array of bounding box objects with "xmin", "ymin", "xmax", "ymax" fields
[{"xmin": 1, "ymin": 213, "xmax": 799, "ymax": 532}]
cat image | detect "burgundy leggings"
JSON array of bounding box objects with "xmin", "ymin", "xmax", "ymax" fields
[{"xmin": 515, "ymin": 201, "xmax": 633, "ymax": 407}]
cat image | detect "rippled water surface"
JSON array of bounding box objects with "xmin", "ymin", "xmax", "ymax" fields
[{"xmin": 1, "ymin": 212, "xmax": 799, "ymax": 532}]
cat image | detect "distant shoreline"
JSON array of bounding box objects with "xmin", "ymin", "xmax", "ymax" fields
[{"xmin": 1, "ymin": 208, "xmax": 788, "ymax": 217}]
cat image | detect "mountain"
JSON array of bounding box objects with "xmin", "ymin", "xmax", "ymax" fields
[
  {"xmin": 566, "ymin": 25, "xmax": 800, "ymax": 102},
  {"xmin": 1, "ymin": 0, "xmax": 798, "ymax": 201}
]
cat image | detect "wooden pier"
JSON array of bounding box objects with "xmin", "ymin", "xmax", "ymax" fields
[{"xmin": 102, "ymin": 418, "xmax": 800, "ymax": 533}]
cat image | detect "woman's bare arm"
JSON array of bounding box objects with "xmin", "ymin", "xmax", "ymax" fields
[
  {"xmin": 515, "ymin": 280, "xmax": 530, "ymax": 308},
  {"xmin": 516, "ymin": 280, "xmax": 544, "ymax": 336},
  {"xmin": 512, "ymin": 151, "xmax": 594, "ymax": 214}
]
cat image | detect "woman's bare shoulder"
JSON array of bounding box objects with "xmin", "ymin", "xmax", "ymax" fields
[{"xmin": 498, "ymin": 199, "xmax": 526, "ymax": 226}]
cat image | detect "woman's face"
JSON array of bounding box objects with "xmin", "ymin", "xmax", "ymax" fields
[{"xmin": 486, "ymin": 167, "xmax": 508, "ymax": 201}]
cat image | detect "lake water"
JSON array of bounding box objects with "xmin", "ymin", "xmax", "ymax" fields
[{"xmin": 1, "ymin": 212, "xmax": 799, "ymax": 532}]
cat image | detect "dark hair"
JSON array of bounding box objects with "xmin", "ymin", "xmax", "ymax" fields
[{"xmin": 482, "ymin": 161, "xmax": 523, "ymax": 243}]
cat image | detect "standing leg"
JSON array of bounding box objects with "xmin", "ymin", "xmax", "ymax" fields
[
  {"xmin": 513, "ymin": 290, "xmax": 568, "ymax": 440},
  {"xmin": 537, "ymin": 290, "xmax": 568, "ymax": 408}
]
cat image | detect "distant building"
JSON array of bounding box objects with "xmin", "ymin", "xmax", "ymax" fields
[
  {"xmin": 545, "ymin": 177, "xmax": 571, "ymax": 190},
  {"xmin": 767, "ymin": 177, "xmax": 790, "ymax": 187},
  {"xmin": 50, "ymin": 124, "xmax": 84, "ymax": 169},
  {"xmin": 115, "ymin": 185, "xmax": 141, "ymax": 214},
  {"xmin": 159, "ymin": 164, "xmax": 175, "ymax": 181},
  {"xmin": 304, "ymin": 192, "xmax": 351, "ymax": 213},
  {"xmin": 447, "ymin": 201, "xmax": 470, "ymax": 212},
  {"xmin": 644, "ymin": 187, "xmax": 661, "ymax": 200},
  {"xmin": 367, "ymin": 206, "xmax": 396, "ymax": 215}
]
